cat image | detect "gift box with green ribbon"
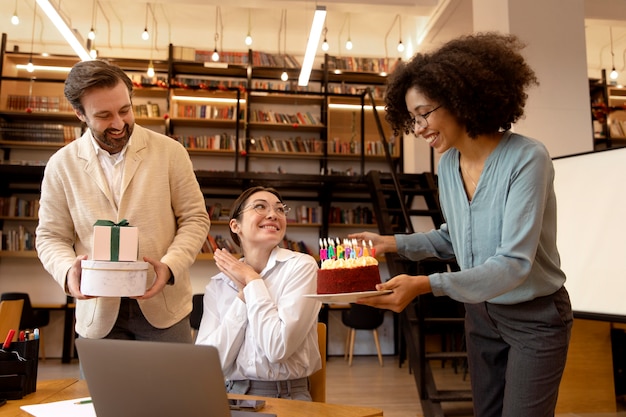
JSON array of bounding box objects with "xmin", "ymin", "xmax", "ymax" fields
[{"xmin": 91, "ymin": 219, "xmax": 139, "ymax": 262}]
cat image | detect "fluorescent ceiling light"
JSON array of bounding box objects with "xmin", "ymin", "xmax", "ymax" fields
[
  {"xmin": 36, "ymin": 0, "xmax": 91, "ymax": 61},
  {"xmin": 298, "ymin": 6, "xmax": 326, "ymax": 87}
]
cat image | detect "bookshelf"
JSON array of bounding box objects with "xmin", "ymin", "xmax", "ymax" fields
[{"xmin": 0, "ymin": 35, "xmax": 396, "ymax": 259}]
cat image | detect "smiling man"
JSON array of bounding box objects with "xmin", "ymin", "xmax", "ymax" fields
[{"xmin": 36, "ymin": 60, "xmax": 211, "ymax": 343}]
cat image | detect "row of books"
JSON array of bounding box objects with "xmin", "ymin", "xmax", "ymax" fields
[
  {"xmin": 0, "ymin": 196, "xmax": 39, "ymax": 218},
  {"xmin": 328, "ymin": 206, "xmax": 376, "ymax": 225},
  {"xmin": 200, "ymin": 234, "xmax": 238, "ymax": 255},
  {"xmin": 172, "ymin": 103, "xmax": 242, "ymax": 120},
  {"xmin": 6, "ymin": 95, "xmax": 73, "ymax": 113},
  {"xmin": 134, "ymin": 103, "xmax": 161, "ymax": 118},
  {"xmin": 293, "ymin": 206, "xmax": 323, "ymax": 224},
  {"xmin": 171, "ymin": 134, "xmax": 242, "ymax": 151},
  {"xmin": 249, "ymin": 110, "xmax": 321, "ymax": 125},
  {"xmin": 0, "ymin": 123, "xmax": 80, "ymax": 144},
  {"xmin": 325, "ymin": 55, "xmax": 400, "ymax": 74},
  {"xmin": 207, "ymin": 203, "xmax": 231, "ymax": 221},
  {"xmin": 250, "ymin": 80, "xmax": 317, "ymax": 92},
  {"xmin": 171, "ymin": 77, "xmax": 247, "ymax": 90},
  {"xmin": 279, "ymin": 237, "xmax": 314, "ymax": 256},
  {"xmin": 328, "ymin": 137, "xmax": 399, "ymax": 157},
  {"xmin": 1, "ymin": 226, "xmax": 35, "ymax": 251},
  {"xmin": 248, "ymin": 136, "xmax": 323, "ymax": 154},
  {"xmin": 327, "ymin": 83, "xmax": 385, "ymax": 99}
]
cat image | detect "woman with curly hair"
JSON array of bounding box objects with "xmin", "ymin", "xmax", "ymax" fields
[{"xmin": 350, "ymin": 32, "xmax": 572, "ymax": 417}]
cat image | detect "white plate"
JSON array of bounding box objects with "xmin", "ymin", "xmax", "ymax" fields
[{"xmin": 303, "ymin": 290, "xmax": 392, "ymax": 304}]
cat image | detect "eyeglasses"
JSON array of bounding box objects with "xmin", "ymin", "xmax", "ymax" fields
[
  {"xmin": 409, "ymin": 105, "xmax": 442, "ymax": 131},
  {"xmin": 238, "ymin": 200, "xmax": 291, "ymax": 218}
]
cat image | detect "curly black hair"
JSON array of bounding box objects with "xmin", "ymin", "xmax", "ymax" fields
[{"xmin": 384, "ymin": 32, "xmax": 539, "ymax": 139}]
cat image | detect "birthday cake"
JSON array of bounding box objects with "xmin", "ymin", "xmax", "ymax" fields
[{"xmin": 317, "ymin": 239, "xmax": 381, "ymax": 294}]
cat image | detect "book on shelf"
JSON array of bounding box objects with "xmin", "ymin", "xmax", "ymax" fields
[
  {"xmin": 328, "ymin": 206, "xmax": 375, "ymax": 225},
  {"xmin": 0, "ymin": 196, "xmax": 39, "ymax": 217},
  {"xmin": 1, "ymin": 225, "xmax": 36, "ymax": 251},
  {"xmin": 134, "ymin": 103, "xmax": 161, "ymax": 118},
  {"xmin": 172, "ymin": 133, "xmax": 240, "ymax": 151},
  {"xmin": 6, "ymin": 95, "xmax": 73, "ymax": 113},
  {"xmin": 294, "ymin": 205, "xmax": 322, "ymax": 224},
  {"xmin": 324, "ymin": 55, "xmax": 400, "ymax": 74},
  {"xmin": 279, "ymin": 236, "xmax": 314, "ymax": 256}
]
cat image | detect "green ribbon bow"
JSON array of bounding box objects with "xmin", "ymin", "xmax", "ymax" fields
[{"xmin": 94, "ymin": 219, "xmax": 130, "ymax": 261}]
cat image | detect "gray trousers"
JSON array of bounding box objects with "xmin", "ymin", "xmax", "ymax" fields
[
  {"xmin": 464, "ymin": 286, "xmax": 573, "ymax": 417},
  {"xmin": 227, "ymin": 377, "xmax": 312, "ymax": 401}
]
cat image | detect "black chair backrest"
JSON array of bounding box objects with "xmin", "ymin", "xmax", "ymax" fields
[
  {"xmin": 189, "ymin": 294, "xmax": 204, "ymax": 330},
  {"xmin": 341, "ymin": 303, "xmax": 385, "ymax": 330}
]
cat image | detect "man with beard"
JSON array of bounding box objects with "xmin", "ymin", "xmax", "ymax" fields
[{"xmin": 36, "ymin": 60, "xmax": 211, "ymax": 343}]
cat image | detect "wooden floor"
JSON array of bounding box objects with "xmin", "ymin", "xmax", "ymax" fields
[{"xmin": 36, "ymin": 355, "xmax": 626, "ymax": 417}]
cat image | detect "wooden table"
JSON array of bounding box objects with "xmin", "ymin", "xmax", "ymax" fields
[{"xmin": 4, "ymin": 379, "xmax": 384, "ymax": 417}]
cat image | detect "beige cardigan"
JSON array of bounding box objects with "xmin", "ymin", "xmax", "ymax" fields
[{"xmin": 36, "ymin": 125, "xmax": 211, "ymax": 338}]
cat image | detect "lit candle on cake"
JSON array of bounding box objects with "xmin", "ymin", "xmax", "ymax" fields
[
  {"xmin": 362, "ymin": 239, "xmax": 369, "ymax": 257},
  {"xmin": 327, "ymin": 239, "xmax": 335, "ymax": 260},
  {"xmin": 369, "ymin": 240, "xmax": 376, "ymax": 258},
  {"xmin": 344, "ymin": 238, "xmax": 351, "ymax": 259},
  {"xmin": 319, "ymin": 238, "xmax": 326, "ymax": 261},
  {"xmin": 336, "ymin": 237, "xmax": 344, "ymax": 259}
]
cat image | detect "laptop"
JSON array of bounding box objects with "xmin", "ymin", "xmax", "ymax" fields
[{"xmin": 74, "ymin": 338, "xmax": 276, "ymax": 417}]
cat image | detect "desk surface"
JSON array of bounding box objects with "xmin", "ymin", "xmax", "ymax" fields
[{"xmin": 5, "ymin": 379, "xmax": 384, "ymax": 417}]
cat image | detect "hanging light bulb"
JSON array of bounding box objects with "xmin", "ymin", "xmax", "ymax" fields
[
  {"xmin": 89, "ymin": 47, "xmax": 98, "ymax": 59},
  {"xmin": 11, "ymin": 0, "xmax": 19, "ymax": 25},
  {"xmin": 26, "ymin": 1, "xmax": 35, "ymax": 73},
  {"xmin": 345, "ymin": 14, "xmax": 353, "ymax": 50},
  {"xmin": 88, "ymin": 27, "xmax": 96, "ymax": 40},
  {"xmin": 281, "ymin": 70, "xmax": 288, "ymax": 82},
  {"xmin": 211, "ymin": 7, "xmax": 221, "ymax": 61},
  {"xmin": 396, "ymin": 15, "xmax": 404, "ymax": 53},
  {"xmin": 142, "ymin": 3, "xmax": 150, "ymax": 40},
  {"xmin": 244, "ymin": 9, "xmax": 252, "ymax": 46},
  {"xmin": 26, "ymin": 59, "xmax": 34, "ymax": 73},
  {"xmin": 609, "ymin": 27, "xmax": 619, "ymax": 81},
  {"xmin": 147, "ymin": 61, "xmax": 155, "ymax": 77},
  {"xmin": 321, "ymin": 27, "xmax": 329, "ymax": 52}
]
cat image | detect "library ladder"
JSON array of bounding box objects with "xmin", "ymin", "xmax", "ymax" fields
[{"xmin": 366, "ymin": 170, "xmax": 473, "ymax": 417}]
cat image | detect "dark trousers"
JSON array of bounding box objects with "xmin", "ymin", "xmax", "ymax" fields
[
  {"xmin": 464, "ymin": 286, "xmax": 573, "ymax": 417},
  {"xmin": 104, "ymin": 298, "xmax": 192, "ymax": 343}
]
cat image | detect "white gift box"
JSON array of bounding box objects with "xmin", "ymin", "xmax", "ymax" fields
[{"xmin": 80, "ymin": 260, "xmax": 148, "ymax": 297}]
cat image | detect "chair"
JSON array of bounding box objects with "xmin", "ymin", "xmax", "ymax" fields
[
  {"xmin": 0, "ymin": 293, "xmax": 50, "ymax": 359},
  {"xmin": 189, "ymin": 293, "xmax": 204, "ymax": 341},
  {"xmin": 342, "ymin": 303, "xmax": 385, "ymax": 367},
  {"xmin": 309, "ymin": 322, "xmax": 326, "ymax": 402},
  {"xmin": 0, "ymin": 299, "xmax": 24, "ymax": 345}
]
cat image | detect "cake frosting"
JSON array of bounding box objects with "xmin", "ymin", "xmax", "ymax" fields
[{"xmin": 317, "ymin": 256, "xmax": 381, "ymax": 294}]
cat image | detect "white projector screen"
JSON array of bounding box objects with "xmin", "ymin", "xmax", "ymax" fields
[{"xmin": 553, "ymin": 147, "xmax": 626, "ymax": 322}]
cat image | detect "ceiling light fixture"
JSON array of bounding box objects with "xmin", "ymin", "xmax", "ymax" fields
[
  {"xmin": 141, "ymin": 3, "xmax": 150, "ymax": 41},
  {"xmin": 211, "ymin": 6, "xmax": 222, "ymax": 62},
  {"xmin": 610, "ymin": 27, "xmax": 619, "ymax": 81},
  {"xmin": 280, "ymin": 9, "xmax": 288, "ymax": 82},
  {"xmin": 345, "ymin": 13, "xmax": 352, "ymax": 50},
  {"xmin": 36, "ymin": 0, "xmax": 92, "ymax": 61},
  {"xmin": 321, "ymin": 26, "xmax": 329, "ymax": 52},
  {"xmin": 11, "ymin": 0, "xmax": 19, "ymax": 25},
  {"xmin": 245, "ymin": 8, "xmax": 252, "ymax": 46},
  {"xmin": 298, "ymin": 5, "xmax": 326, "ymax": 86},
  {"xmin": 27, "ymin": 0, "xmax": 37, "ymax": 73},
  {"xmin": 147, "ymin": 7, "xmax": 157, "ymax": 78},
  {"xmin": 397, "ymin": 15, "xmax": 404, "ymax": 53},
  {"xmin": 88, "ymin": 0, "xmax": 96, "ymax": 40}
]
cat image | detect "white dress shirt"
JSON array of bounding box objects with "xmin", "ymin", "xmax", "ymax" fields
[{"xmin": 195, "ymin": 247, "xmax": 322, "ymax": 381}]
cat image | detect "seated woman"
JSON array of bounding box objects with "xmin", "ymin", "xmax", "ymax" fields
[{"xmin": 195, "ymin": 186, "xmax": 322, "ymax": 401}]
